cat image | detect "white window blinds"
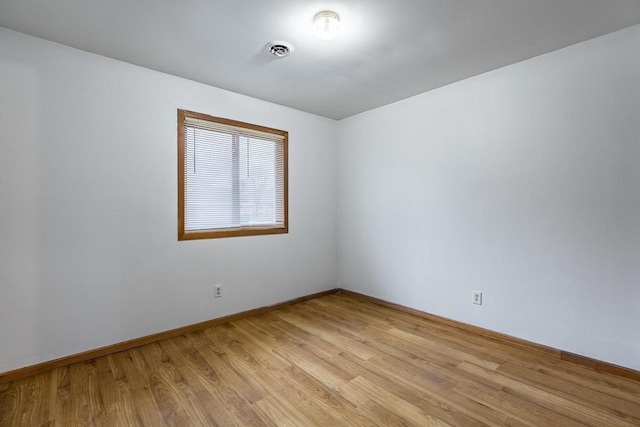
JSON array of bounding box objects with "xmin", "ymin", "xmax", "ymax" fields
[{"xmin": 182, "ymin": 115, "xmax": 286, "ymax": 233}]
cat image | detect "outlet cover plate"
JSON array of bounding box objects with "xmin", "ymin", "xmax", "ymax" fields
[{"xmin": 472, "ymin": 290, "xmax": 482, "ymax": 305}]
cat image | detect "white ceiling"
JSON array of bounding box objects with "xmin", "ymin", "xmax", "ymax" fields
[{"xmin": 1, "ymin": 1, "xmax": 640, "ymax": 120}]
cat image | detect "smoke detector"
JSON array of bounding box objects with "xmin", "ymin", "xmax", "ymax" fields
[{"xmin": 266, "ymin": 41, "xmax": 294, "ymax": 58}]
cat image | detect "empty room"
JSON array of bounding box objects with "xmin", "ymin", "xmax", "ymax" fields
[{"xmin": 1, "ymin": 0, "xmax": 639, "ymax": 425}]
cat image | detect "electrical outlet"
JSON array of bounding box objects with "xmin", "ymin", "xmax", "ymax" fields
[
  {"xmin": 472, "ymin": 290, "xmax": 482, "ymax": 305},
  {"xmin": 214, "ymin": 284, "xmax": 222, "ymax": 298}
]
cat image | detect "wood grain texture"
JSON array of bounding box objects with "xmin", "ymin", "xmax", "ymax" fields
[
  {"xmin": 1, "ymin": 293, "xmax": 639, "ymax": 426},
  {"xmin": 0, "ymin": 289, "xmax": 338, "ymax": 384},
  {"xmin": 337, "ymin": 290, "xmax": 561, "ymax": 357},
  {"xmin": 338, "ymin": 289, "xmax": 640, "ymax": 382}
]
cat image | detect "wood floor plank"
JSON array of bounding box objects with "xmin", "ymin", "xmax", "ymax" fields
[
  {"xmin": 94, "ymin": 355, "xmax": 141, "ymax": 427},
  {"xmin": 253, "ymin": 396, "xmax": 301, "ymax": 427},
  {"xmin": 497, "ymin": 361, "xmax": 640, "ymax": 422},
  {"xmin": 333, "ymin": 349, "xmax": 503, "ymax": 427},
  {"xmin": 170, "ymin": 335, "xmax": 269, "ymax": 426},
  {"xmin": 326, "ymin": 294, "xmax": 640, "ymax": 400},
  {"xmin": 453, "ymin": 380, "xmax": 587, "ymax": 426},
  {"xmin": 349, "ymin": 375, "xmax": 452, "ymax": 426},
  {"xmin": 458, "ymin": 361, "xmax": 637, "ymax": 427},
  {"xmin": 112, "ymin": 349, "xmax": 170, "ymax": 427},
  {"xmin": 1, "ymin": 293, "xmax": 639, "ymax": 426}
]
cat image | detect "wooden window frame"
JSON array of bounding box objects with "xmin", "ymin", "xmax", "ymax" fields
[{"xmin": 178, "ymin": 109, "xmax": 288, "ymax": 240}]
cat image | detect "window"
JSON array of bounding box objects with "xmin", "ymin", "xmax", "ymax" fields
[{"xmin": 178, "ymin": 110, "xmax": 288, "ymax": 240}]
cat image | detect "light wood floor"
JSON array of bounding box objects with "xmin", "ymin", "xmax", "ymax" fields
[{"xmin": 1, "ymin": 293, "xmax": 639, "ymax": 426}]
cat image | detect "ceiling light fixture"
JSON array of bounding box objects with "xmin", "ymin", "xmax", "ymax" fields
[{"xmin": 313, "ymin": 11, "xmax": 340, "ymax": 40}]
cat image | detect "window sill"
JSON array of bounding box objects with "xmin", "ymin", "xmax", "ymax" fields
[{"xmin": 178, "ymin": 226, "xmax": 288, "ymax": 241}]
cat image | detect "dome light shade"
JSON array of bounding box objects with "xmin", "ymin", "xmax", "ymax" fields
[{"xmin": 313, "ymin": 11, "xmax": 340, "ymax": 40}]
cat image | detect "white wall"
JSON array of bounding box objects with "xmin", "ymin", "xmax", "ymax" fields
[
  {"xmin": 0, "ymin": 28, "xmax": 338, "ymax": 373},
  {"xmin": 338, "ymin": 24, "xmax": 640, "ymax": 370}
]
